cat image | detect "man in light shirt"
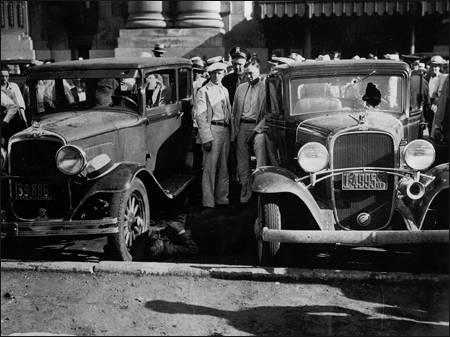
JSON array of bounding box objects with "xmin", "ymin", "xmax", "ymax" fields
[{"xmin": 195, "ymin": 62, "xmax": 234, "ymax": 213}]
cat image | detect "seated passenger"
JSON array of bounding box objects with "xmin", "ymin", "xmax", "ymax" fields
[
  {"xmin": 95, "ymin": 78, "xmax": 119, "ymax": 107},
  {"xmin": 146, "ymin": 75, "xmax": 172, "ymax": 107}
]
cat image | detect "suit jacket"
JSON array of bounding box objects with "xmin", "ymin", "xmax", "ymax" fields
[
  {"xmin": 232, "ymin": 77, "xmax": 267, "ymax": 140},
  {"xmin": 195, "ymin": 81, "xmax": 234, "ymax": 144}
]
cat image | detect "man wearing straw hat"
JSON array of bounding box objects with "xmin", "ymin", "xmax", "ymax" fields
[{"xmin": 195, "ymin": 62, "xmax": 234, "ymax": 214}]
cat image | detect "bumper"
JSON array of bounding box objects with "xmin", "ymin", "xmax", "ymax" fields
[
  {"xmin": 1, "ymin": 217, "xmax": 118, "ymax": 237},
  {"xmin": 262, "ymin": 229, "xmax": 449, "ymax": 245}
]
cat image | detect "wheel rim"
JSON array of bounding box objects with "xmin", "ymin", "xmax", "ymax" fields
[{"xmin": 123, "ymin": 191, "xmax": 148, "ymax": 250}]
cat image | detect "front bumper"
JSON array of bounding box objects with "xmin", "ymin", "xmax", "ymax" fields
[
  {"xmin": 1, "ymin": 217, "xmax": 118, "ymax": 237},
  {"xmin": 262, "ymin": 228, "xmax": 449, "ymax": 246}
]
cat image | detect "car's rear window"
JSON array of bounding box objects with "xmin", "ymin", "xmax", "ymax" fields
[{"xmin": 290, "ymin": 74, "xmax": 403, "ymax": 115}]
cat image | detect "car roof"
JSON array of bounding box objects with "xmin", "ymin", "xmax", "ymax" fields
[
  {"xmin": 27, "ymin": 57, "xmax": 192, "ymax": 73},
  {"xmin": 273, "ymin": 59, "xmax": 410, "ymax": 74}
]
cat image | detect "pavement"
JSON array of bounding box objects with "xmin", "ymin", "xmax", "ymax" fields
[{"xmin": 1, "ymin": 260, "xmax": 448, "ymax": 286}]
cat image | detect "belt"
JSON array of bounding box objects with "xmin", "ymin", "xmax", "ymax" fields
[
  {"xmin": 211, "ymin": 120, "xmax": 229, "ymax": 127},
  {"xmin": 240, "ymin": 119, "xmax": 256, "ymax": 124}
]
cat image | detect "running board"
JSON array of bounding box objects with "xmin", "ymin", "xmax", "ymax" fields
[{"xmin": 159, "ymin": 174, "xmax": 195, "ymax": 199}]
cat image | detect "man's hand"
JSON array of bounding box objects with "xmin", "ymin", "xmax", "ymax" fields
[
  {"xmin": 434, "ymin": 127, "xmax": 443, "ymax": 142},
  {"xmin": 203, "ymin": 141, "xmax": 212, "ymax": 152},
  {"xmin": 3, "ymin": 105, "xmax": 18, "ymax": 124}
]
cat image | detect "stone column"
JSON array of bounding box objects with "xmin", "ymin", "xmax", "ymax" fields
[
  {"xmin": 175, "ymin": 1, "xmax": 223, "ymax": 28},
  {"xmin": 1, "ymin": 1, "xmax": 35, "ymax": 60},
  {"xmin": 125, "ymin": 1, "xmax": 172, "ymax": 28}
]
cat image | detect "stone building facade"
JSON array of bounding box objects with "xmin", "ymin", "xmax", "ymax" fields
[{"xmin": 1, "ymin": 1, "xmax": 448, "ymax": 73}]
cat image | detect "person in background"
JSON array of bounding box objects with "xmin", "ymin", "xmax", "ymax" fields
[
  {"xmin": 1, "ymin": 91, "xmax": 26, "ymax": 146},
  {"xmin": 195, "ymin": 62, "xmax": 234, "ymax": 214},
  {"xmin": 152, "ymin": 43, "xmax": 166, "ymax": 58},
  {"xmin": 95, "ymin": 78, "xmax": 119, "ymax": 107},
  {"xmin": 424, "ymin": 55, "xmax": 448, "ymax": 135},
  {"xmin": 191, "ymin": 56, "xmax": 207, "ymax": 179},
  {"xmin": 222, "ymin": 47, "xmax": 251, "ymax": 183},
  {"xmin": 431, "ymin": 74, "xmax": 449, "ymax": 143},
  {"xmin": 1, "ymin": 65, "xmax": 27, "ymax": 127}
]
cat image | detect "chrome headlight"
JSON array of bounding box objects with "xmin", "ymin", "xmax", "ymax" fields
[
  {"xmin": 297, "ymin": 142, "xmax": 329, "ymax": 173},
  {"xmin": 55, "ymin": 145, "xmax": 87, "ymax": 175},
  {"xmin": 1, "ymin": 147, "xmax": 7, "ymax": 171},
  {"xmin": 404, "ymin": 139, "xmax": 435, "ymax": 170}
]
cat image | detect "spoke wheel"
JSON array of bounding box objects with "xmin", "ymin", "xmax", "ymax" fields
[
  {"xmin": 108, "ymin": 178, "xmax": 150, "ymax": 261},
  {"xmin": 257, "ymin": 195, "xmax": 281, "ymax": 266}
]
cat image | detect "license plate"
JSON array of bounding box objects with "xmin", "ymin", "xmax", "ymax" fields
[
  {"xmin": 342, "ymin": 172, "xmax": 387, "ymax": 190},
  {"xmin": 15, "ymin": 182, "xmax": 51, "ymax": 200}
]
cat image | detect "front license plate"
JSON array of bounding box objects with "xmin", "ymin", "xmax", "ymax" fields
[
  {"xmin": 342, "ymin": 172, "xmax": 387, "ymax": 190},
  {"xmin": 15, "ymin": 182, "xmax": 51, "ymax": 200}
]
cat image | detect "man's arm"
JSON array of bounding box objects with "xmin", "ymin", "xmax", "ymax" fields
[{"xmin": 195, "ymin": 88, "xmax": 214, "ymax": 145}]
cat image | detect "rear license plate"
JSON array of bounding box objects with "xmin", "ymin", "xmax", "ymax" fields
[
  {"xmin": 342, "ymin": 172, "xmax": 387, "ymax": 190},
  {"xmin": 15, "ymin": 182, "xmax": 51, "ymax": 200}
]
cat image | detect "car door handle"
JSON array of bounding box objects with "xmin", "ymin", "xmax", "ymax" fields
[{"xmin": 176, "ymin": 111, "xmax": 184, "ymax": 119}]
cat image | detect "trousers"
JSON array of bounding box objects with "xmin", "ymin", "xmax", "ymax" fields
[
  {"xmin": 236, "ymin": 123, "xmax": 267, "ymax": 203},
  {"xmin": 201, "ymin": 125, "xmax": 230, "ymax": 207}
]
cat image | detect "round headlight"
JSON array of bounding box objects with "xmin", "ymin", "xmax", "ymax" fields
[
  {"xmin": 297, "ymin": 142, "xmax": 329, "ymax": 173},
  {"xmin": 404, "ymin": 139, "xmax": 435, "ymax": 170},
  {"xmin": 56, "ymin": 145, "xmax": 87, "ymax": 175},
  {"xmin": 1, "ymin": 147, "xmax": 7, "ymax": 171}
]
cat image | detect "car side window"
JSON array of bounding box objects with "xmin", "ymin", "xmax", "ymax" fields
[
  {"xmin": 178, "ymin": 67, "xmax": 192, "ymax": 100},
  {"xmin": 267, "ymin": 77, "xmax": 283, "ymax": 115},
  {"xmin": 144, "ymin": 70, "xmax": 176, "ymax": 109}
]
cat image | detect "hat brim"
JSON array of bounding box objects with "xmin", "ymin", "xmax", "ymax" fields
[
  {"xmin": 152, "ymin": 50, "xmax": 166, "ymax": 53},
  {"xmin": 207, "ymin": 63, "xmax": 227, "ymax": 72}
]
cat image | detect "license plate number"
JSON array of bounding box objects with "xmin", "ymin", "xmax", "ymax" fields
[
  {"xmin": 15, "ymin": 182, "xmax": 51, "ymax": 200},
  {"xmin": 342, "ymin": 172, "xmax": 387, "ymax": 190}
]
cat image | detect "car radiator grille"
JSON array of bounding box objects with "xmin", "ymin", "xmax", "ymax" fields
[
  {"xmin": 9, "ymin": 139, "xmax": 70, "ymax": 220},
  {"xmin": 332, "ymin": 133, "xmax": 395, "ymax": 230}
]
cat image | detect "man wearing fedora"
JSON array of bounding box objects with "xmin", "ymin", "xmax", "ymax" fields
[
  {"xmin": 424, "ymin": 55, "xmax": 448, "ymax": 135},
  {"xmin": 152, "ymin": 43, "xmax": 166, "ymax": 58},
  {"xmin": 195, "ymin": 62, "xmax": 234, "ymax": 213}
]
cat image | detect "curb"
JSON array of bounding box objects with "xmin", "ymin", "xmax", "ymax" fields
[{"xmin": 1, "ymin": 261, "xmax": 448, "ymax": 285}]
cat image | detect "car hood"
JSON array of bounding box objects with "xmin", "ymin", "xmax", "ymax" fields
[
  {"xmin": 298, "ymin": 111, "xmax": 403, "ymax": 138},
  {"xmin": 23, "ymin": 110, "xmax": 141, "ymax": 142}
]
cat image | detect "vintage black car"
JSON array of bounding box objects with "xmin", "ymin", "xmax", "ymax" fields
[
  {"xmin": 1, "ymin": 57, "xmax": 194, "ymax": 261},
  {"xmin": 252, "ymin": 59, "xmax": 449, "ymax": 265}
]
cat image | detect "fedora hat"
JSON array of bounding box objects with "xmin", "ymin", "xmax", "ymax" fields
[
  {"xmin": 229, "ymin": 46, "xmax": 251, "ymax": 61},
  {"xmin": 207, "ymin": 62, "xmax": 227, "ymax": 73},
  {"xmin": 85, "ymin": 154, "xmax": 119, "ymax": 180},
  {"xmin": 430, "ymin": 55, "xmax": 445, "ymax": 64},
  {"xmin": 152, "ymin": 43, "xmax": 166, "ymax": 54}
]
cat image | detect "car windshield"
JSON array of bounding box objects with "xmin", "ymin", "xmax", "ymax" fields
[
  {"xmin": 27, "ymin": 69, "xmax": 141, "ymax": 114},
  {"xmin": 290, "ymin": 74, "xmax": 403, "ymax": 115}
]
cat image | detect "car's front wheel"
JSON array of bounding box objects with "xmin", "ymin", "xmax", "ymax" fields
[
  {"xmin": 258, "ymin": 195, "xmax": 281, "ymax": 266},
  {"xmin": 107, "ymin": 178, "xmax": 150, "ymax": 261}
]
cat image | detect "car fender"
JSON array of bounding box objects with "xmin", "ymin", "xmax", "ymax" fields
[
  {"xmin": 71, "ymin": 163, "xmax": 156, "ymax": 217},
  {"xmin": 400, "ymin": 163, "xmax": 449, "ymax": 228},
  {"xmin": 250, "ymin": 166, "xmax": 334, "ymax": 230}
]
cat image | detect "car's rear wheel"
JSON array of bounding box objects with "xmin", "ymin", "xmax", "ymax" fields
[
  {"xmin": 107, "ymin": 178, "xmax": 150, "ymax": 261},
  {"xmin": 258, "ymin": 195, "xmax": 281, "ymax": 266}
]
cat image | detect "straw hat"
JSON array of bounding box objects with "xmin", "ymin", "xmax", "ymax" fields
[
  {"xmin": 430, "ymin": 55, "xmax": 445, "ymax": 65},
  {"xmin": 207, "ymin": 62, "xmax": 227, "ymax": 73},
  {"xmin": 152, "ymin": 43, "xmax": 166, "ymax": 54}
]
